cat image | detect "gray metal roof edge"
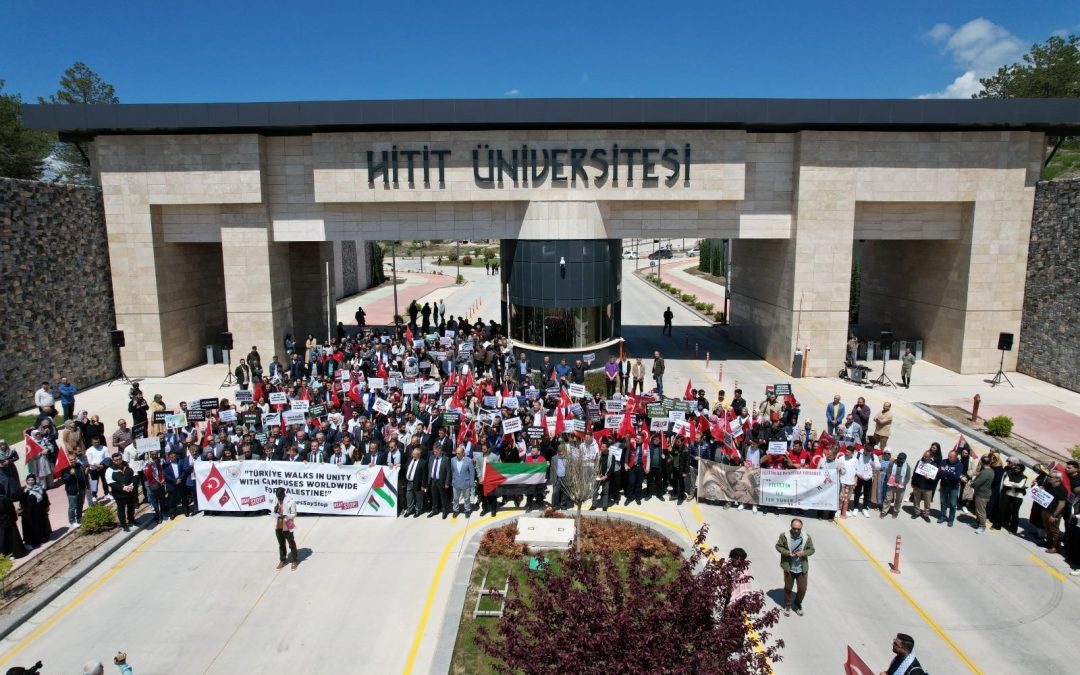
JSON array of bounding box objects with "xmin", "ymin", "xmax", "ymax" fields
[{"xmin": 21, "ymin": 97, "xmax": 1080, "ymax": 138}]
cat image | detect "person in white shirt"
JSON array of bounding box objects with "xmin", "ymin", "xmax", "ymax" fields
[
  {"xmin": 836, "ymin": 446, "xmax": 857, "ymax": 517},
  {"xmin": 269, "ymin": 487, "xmax": 299, "ymax": 570},
  {"xmin": 850, "ymin": 448, "xmax": 879, "ymax": 517},
  {"xmin": 85, "ymin": 440, "xmax": 111, "ymax": 505},
  {"xmin": 34, "ymin": 382, "xmax": 55, "ymax": 414}
]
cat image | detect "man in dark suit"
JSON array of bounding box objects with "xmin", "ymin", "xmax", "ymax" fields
[
  {"xmin": 403, "ymin": 448, "xmax": 428, "ymax": 517},
  {"xmin": 590, "ymin": 443, "xmax": 616, "ymax": 511},
  {"xmin": 427, "ymin": 446, "xmax": 451, "ymax": 518},
  {"xmin": 164, "ymin": 449, "xmax": 193, "ymax": 518}
]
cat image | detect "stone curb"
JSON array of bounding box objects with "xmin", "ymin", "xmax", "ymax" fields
[
  {"xmin": 913, "ymin": 402, "xmax": 1044, "ymax": 469},
  {"xmin": 632, "ymin": 268, "xmax": 722, "ymax": 326},
  {"xmin": 429, "ymin": 509, "xmax": 692, "ymax": 674},
  {"xmin": 0, "ymin": 515, "xmax": 151, "ymax": 641}
]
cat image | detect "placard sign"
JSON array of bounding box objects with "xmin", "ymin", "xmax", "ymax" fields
[
  {"xmin": 199, "ymin": 398, "xmax": 219, "ymax": 411},
  {"xmin": 767, "ymin": 441, "xmax": 788, "ymax": 455},
  {"xmin": 604, "ymin": 414, "xmax": 622, "ymax": 430},
  {"xmin": 242, "ymin": 413, "xmax": 260, "ymax": 428},
  {"xmin": 668, "ymin": 410, "xmax": 686, "ymax": 423},
  {"xmin": 421, "ymin": 381, "xmax": 441, "ymax": 394},
  {"xmin": 338, "ymin": 369, "xmax": 351, "ymax": 381},
  {"xmin": 369, "ymin": 378, "xmax": 386, "ymax": 390},
  {"xmin": 187, "ymin": 409, "xmax": 206, "ymax": 423},
  {"xmin": 235, "ymin": 389, "xmax": 254, "ymax": 403},
  {"xmin": 152, "ymin": 411, "xmax": 171, "ymax": 424},
  {"xmin": 546, "ymin": 386, "xmax": 561, "ymax": 398},
  {"xmin": 773, "ymin": 383, "xmax": 792, "ymax": 396},
  {"xmin": 1030, "ymin": 487, "xmax": 1054, "ymax": 509},
  {"xmin": 371, "ymin": 398, "xmax": 391, "ymax": 416},
  {"xmin": 646, "ymin": 402, "xmax": 665, "ymax": 418},
  {"xmin": 262, "ymin": 413, "xmax": 281, "ymax": 428},
  {"xmin": 443, "ymin": 385, "xmax": 457, "ymax": 396},
  {"xmin": 502, "ymin": 417, "xmax": 523, "ymax": 434},
  {"xmin": 218, "ymin": 409, "xmax": 237, "ymax": 423},
  {"xmin": 526, "ymin": 426, "xmax": 545, "ymax": 441},
  {"xmin": 269, "ymin": 392, "xmax": 288, "ymax": 405},
  {"xmin": 309, "ymin": 404, "xmax": 326, "ymax": 418},
  {"xmin": 281, "ymin": 410, "xmax": 307, "ymax": 427},
  {"xmin": 650, "ymin": 418, "xmax": 669, "ymax": 431},
  {"xmin": 568, "ymin": 384, "xmax": 586, "ymax": 399},
  {"xmin": 442, "ymin": 412, "xmax": 461, "ymax": 426},
  {"xmin": 587, "ymin": 404, "xmax": 601, "ymax": 421},
  {"xmin": 290, "ymin": 400, "xmax": 310, "ymax": 413},
  {"xmin": 504, "ymin": 397, "xmax": 520, "ymax": 410},
  {"xmin": 568, "ymin": 419, "xmax": 585, "ymax": 433},
  {"xmin": 165, "ymin": 413, "xmax": 187, "ymax": 429},
  {"xmin": 582, "ymin": 353, "xmax": 595, "ymax": 365},
  {"xmin": 483, "ymin": 395, "xmax": 499, "ymax": 408},
  {"xmin": 402, "ymin": 382, "xmax": 419, "ymax": 395},
  {"xmin": 135, "ymin": 437, "xmax": 159, "ymax": 456},
  {"xmin": 914, "ymin": 463, "xmax": 939, "ymax": 480},
  {"xmin": 605, "ymin": 399, "xmax": 625, "ymax": 413}
]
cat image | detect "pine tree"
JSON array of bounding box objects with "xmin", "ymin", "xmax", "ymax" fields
[{"xmin": 38, "ymin": 62, "xmax": 119, "ymax": 184}]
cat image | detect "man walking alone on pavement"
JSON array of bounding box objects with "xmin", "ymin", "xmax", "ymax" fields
[
  {"xmin": 776, "ymin": 518, "xmax": 814, "ymax": 616},
  {"xmin": 662, "ymin": 306, "xmax": 673, "ymax": 336},
  {"xmin": 270, "ymin": 487, "xmax": 298, "ymax": 570},
  {"xmin": 652, "ymin": 351, "xmax": 665, "ymax": 396}
]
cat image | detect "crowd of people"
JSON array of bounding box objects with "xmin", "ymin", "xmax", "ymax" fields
[{"xmin": 3, "ymin": 306, "xmax": 1078, "ymax": 582}]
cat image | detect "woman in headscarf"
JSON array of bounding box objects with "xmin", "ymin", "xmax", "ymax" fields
[
  {"xmin": 19, "ymin": 474, "xmax": 51, "ymax": 547},
  {"xmin": 151, "ymin": 394, "xmax": 167, "ymax": 436},
  {"xmin": 0, "ymin": 490, "xmax": 26, "ymax": 558},
  {"xmin": 0, "ymin": 441, "xmax": 22, "ymax": 497},
  {"xmin": 28, "ymin": 428, "xmax": 56, "ymax": 489}
]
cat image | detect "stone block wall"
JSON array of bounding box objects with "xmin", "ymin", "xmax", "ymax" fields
[
  {"xmin": 0, "ymin": 177, "xmax": 118, "ymax": 417},
  {"xmin": 1018, "ymin": 178, "xmax": 1080, "ymax": 392}
]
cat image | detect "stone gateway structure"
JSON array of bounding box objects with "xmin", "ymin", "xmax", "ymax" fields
[{"xmin": 23, "ymin": 98, "xmax": 1080, "ymax": 378}]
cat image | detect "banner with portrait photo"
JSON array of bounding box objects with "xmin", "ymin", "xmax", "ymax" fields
[
  {"xmin": 697, "ymin": 460, "xmax": 758, "ymax": 505},
  {"xmin": 696, "ymin": 460, "xmax": 840, "ymax": 511}
]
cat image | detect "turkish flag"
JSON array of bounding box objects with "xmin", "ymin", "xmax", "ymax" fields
[
  {"xmin": 559, "ymin": 388, "xmax": 572, "ymax": 409},
  {"xmin": 52, "ymin": 446, "xmax": 72, "ymax": 478},
  {"xmin": 377, "ymin": 360, "xmax": 388, "ymax": 379},
  {"xmin": 405, "ymin": 325, "xmax": 414, "ymax": 344},
  {"xmin": 200, "ymin": 462, "xmax": 227, "ymax": 503},
  {"xmin": 817, "ymin": 430, "xmax": 836, "ymax": 450},
  {"xmin": 553, "ymin": 405, "xmax": 565, "ymax": 437},
  {"xmin": 684, "ymin": 379, "xmax": 694, "ymax": 400},
  {"xmin": 348, "ymin": 380, "xmax": 362, "ymax": 404},
  {"xmin": 202, "ymin": 420, "xmax": 214, "ymax": 448},
  {"xmin": 843, "ymin": 646, "xmax": 873, "ymax": 675},
  {"xmin": 617, "ymin": 410, "xmax": 634, "ymax": 439},
  {"xmin": 23, "ymin": 432, "xmax": 45, "ymax": 464}
]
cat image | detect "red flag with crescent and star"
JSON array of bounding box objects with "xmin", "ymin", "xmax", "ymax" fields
[{"xmin": 200, "ymin": 462, "xmax": 227, "ymax": 503}]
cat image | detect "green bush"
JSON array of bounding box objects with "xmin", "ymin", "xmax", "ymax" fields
[
  {"xmin": 448, "ymin": 252, "xmax": 459, "ymax": 262},
  {"xmin": 703, "ymin": 303, "xmax": 715, "ymax": 313},
  {"xmin": 985, "ymin": 415, "xmax": 1014, "ymax": 437},
  {"xmin": 681, "ymin": 293, "xmax": 696, "ymax": 303},
  {"xmin": 80, "ymin": 503, "xmax": 118, "ymax": 534},
  {"xmin": 583, "ymin": 370, "xmax": 607, "ymax": 398},
  {"xmin": 456, "ymin": 274, "xmax": 465, "ymax": 285},
  {"xmin": 463, "ymin": 255, "xmax": 473, "ymax": 266},
  {"xmin": 1070, "ymin": 445, "xmax": 1080, "ymax": 461},
  {"xmin": 714, "ymin": 311, "xmax": 725, "ymax": 323},
  {"xmin": 694, "ymin": 301, "xmax": 708, "ymax": 311},
  {"xmin": 0, "ymin": 554, "xmax": 13, "ymax": 589}
]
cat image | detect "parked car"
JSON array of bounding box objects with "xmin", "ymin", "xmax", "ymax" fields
[
  {"xmin": 647, "ymin": 249, "xmax": 674, "ymax": 260},
  {"xmin": 686, "ymin": 247, "xmax": 700, "ymax": 257},
  {"xmin": 622, "ymin": 250, "xmax": 638, "ymax": 259}
]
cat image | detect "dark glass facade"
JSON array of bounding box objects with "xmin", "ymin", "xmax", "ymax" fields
[{"xmin": 501, "ymin": 239, "xmax": 621, "ymax": 349}]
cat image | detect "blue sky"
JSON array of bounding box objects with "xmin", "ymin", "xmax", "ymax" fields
[{"xmin": 2, "ymin": 1, "xmax": 1077, "ymax": 103}]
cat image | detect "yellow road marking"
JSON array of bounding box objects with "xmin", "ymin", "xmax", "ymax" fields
[
  {"xmin": 402, "ymin": 513, "xmax": 512, "ymax": 675},
  {"xmin": 1029, "ymin": 553, "xmax": 1067, "ymax": 583},
  {"xmin": 835, "ymin": 519, "xmax": 982, "ymax": 674},
  {"xmin": 0, "ymin": 517, "xmax": 183, "ymax": 667}
]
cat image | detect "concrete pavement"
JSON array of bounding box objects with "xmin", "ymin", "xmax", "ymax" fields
[{"xmin": 4, "ymin": 254, "xmax": 1080, "ymax": 674}]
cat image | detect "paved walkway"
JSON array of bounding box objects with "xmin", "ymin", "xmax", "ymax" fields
[
  {"xmin": 335, "ymin": 270, "xmax": 457, "ymax": 326},
  {"xmin": 4, "ymin": 257, "xmax": 1080, "ymax": 673}
]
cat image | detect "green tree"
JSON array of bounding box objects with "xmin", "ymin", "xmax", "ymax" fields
[
  {"xmin": 39, "ymin": 62, "xmax": 119, "ymax": 184},
  {"xmin": 975, "ymin": 34, "xmax": 1080, "ymax": 180},
  {"xmin": 0, "ymin": 80, "xmax": 53, "ymax": 179}
]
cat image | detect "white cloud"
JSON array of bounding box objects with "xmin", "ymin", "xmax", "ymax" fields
[
  {"xmin": 919, "ymin": 17, "xmax": 1025, "ymax": 98},
  {"xmin": 1051, "ymin": 23, "xmax": 1080, "ymax": 38},
  {"xmin": 504, "ymin": 88, "xmax": 520, "ymax": 96}
]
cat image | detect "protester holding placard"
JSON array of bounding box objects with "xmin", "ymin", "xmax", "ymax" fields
[
  {"xmin": 998, "ymin": 457, "xmax": 1028, "ymax": 534},
  {"xmin": 909, "ymin": 449, "xmax": 939, "ymax": 522}
]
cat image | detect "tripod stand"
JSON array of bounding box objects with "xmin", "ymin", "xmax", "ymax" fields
[
  {"xmin": 871, "ymin": 350, "xmax": 896, "ymax": 387},
  {"xmin": 989, "ymin": 349, "xmax": 1013, "ymax": 387},
  {"xmin": 109, "ymin": 365, "xmax": 136, "ymax": 387},
  {"xmin": 219, "ymin": 349, "xmax": 238, "ymax": 389}
]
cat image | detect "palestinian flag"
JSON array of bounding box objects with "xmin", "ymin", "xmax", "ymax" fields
[
  {"xmin": 481, "ymin": 461, "xmax": 548, "ymax": 496},
  {"xmin": 370, "ymin": 468, "xmax": 397, "ymax": 511}
]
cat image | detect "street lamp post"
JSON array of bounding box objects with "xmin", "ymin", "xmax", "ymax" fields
[
  {"xmin": 391, "ymin": 241, "xmax": 400, "ymax": 335},
  {"xmin": 456, "ymin": 240, "xmax": 461, "ymax": 283}
]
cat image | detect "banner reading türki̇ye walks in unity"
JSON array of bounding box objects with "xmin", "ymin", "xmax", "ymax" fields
[{"xmin": 194, "ymin": 461, "xmax": 399, "ymax": 517}]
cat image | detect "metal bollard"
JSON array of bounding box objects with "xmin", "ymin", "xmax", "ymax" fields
[
  {"xmin": 890, "ymin": 535, "xmax": 902, "ymax": 574},
  {"xmin": 706, "ymin": 352, "xmax": 710, "ymax": 369},
  {"xmin": 971, "ymin": 394, "xmax": 981, "ymax": 423}
]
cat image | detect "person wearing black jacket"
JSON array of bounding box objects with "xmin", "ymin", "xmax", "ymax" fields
[
  {"xmin": 403, "ymin": 448, "xmax": 428, "ymax": 517},
  {"xmin": 427, "ymin": 447, "xmax": 451, "ymax": 518},
  {"xmin": 60, "ymin": 462, "xmax": 89, "ymax": 526},
  {"xmin": 590, "ymin": 444, "xmax": 615, "ymax": 510},
  {"xmin": 128, "ymin": 393, "xmax": 149, "ymax": 429},
  {"xmin": 107, "ymin": 452, "xmax": 138, "ymax": 531}
]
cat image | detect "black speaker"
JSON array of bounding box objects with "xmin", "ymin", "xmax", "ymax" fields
[
  {"xmin": 111, "ymin": 330, "xmax": 125, "ymax": 348},
  {"xmin": 880, "ymin": 331, "xmax": 893, "ymax": 345},
  {"xmin": 220, "ymin": 332, "xmax": 234, "ymax": 350},
  {"xmin": 998, "ymin": 332, "xmax": 1014, "ymax": 352}
]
